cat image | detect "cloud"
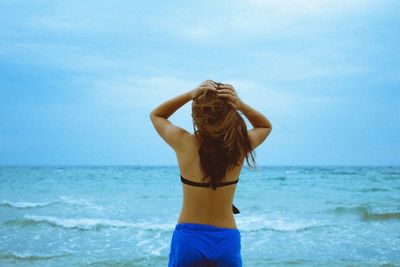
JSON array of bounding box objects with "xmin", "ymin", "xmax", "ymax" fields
[
  {"xmin": 239, "ymin": 0, "xmax": 374, "ymax": 15},
  {"xmin": 81, "ymin": 75, "xmax": 198, "ymax": 112},
  {"xmin": 73, "ymin": 74, "xmax": 342, "ymax": 129},
  {"xmin": 223, "ymin": 78, "xmax": 342, "ymax": 117},
  {"xmin": 0, "ymin": 42, "xmax": 139, "ymax": 75},
  {"xmin": 153, "ymin": 0, "xmax": 379, "ymax": 43},
  {"xmin": 18, "ymin": 1, "xmax": 150, "ymax": 34}
]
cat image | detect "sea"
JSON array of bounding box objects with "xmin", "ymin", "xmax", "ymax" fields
[{"xmin": 0, "ymin": 166, "xmax": 399, "ymax": 267}]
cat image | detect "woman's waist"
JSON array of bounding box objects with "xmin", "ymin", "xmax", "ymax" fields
[
  {"xmin": 174, "ymin": 221, "xmax": 240, "ymax": 232},
  {"xmin": 178, "ymin": 210, "xmax": 237, "ymax": 229}
]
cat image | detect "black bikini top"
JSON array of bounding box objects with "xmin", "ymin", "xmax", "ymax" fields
[{"xmin": 180, "ymin": 174, "xmax": 240, "ymax": 214}]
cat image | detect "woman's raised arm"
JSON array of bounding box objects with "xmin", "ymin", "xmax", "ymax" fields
[{"xmin": 217, "ymin": 83, "xmax": 272, "ymax": 149}]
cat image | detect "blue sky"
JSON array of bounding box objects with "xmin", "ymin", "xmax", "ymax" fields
[{"xmin": 1, "ymin": 0, "xmax": 399, "ymax": 166}]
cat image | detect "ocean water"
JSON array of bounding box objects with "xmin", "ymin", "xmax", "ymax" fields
[{"xmin": 0, "ymin": 166, "xmax": 399, "ymax": 267}]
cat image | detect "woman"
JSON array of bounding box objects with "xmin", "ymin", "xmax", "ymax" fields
[{"xmin": 150, "ymin": 80, "xmax": 272, "ymax": 266}]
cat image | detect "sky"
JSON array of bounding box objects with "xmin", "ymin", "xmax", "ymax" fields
[{"xmin": 0, "ymin": 0, "xmax": 399, "ymax": 166}]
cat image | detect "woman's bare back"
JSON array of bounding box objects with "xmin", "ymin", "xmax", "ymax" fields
[{"xmin": 175, "ymin": 134, "xmax": 244, "ymax": 229}]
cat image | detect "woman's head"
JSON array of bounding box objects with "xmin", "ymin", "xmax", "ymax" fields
[{"xmin": 191, "ymin": 82, "xmax": 255, "ymax": 189}]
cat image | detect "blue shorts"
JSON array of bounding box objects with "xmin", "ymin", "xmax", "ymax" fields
[{"xmin": 168, "ymin": 223, "xmax": 242, "ymax": 267}]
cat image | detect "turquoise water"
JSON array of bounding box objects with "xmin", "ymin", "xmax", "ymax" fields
[{"xmin": 0, "ymin": 166, "xmax": 399, "ymax": 266}]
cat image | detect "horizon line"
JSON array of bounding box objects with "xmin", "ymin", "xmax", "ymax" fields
[{"xmin": 0, "ymin": 164, "xmax": 399, "ymax": 168}]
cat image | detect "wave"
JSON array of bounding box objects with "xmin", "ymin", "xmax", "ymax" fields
[
  {"xmin": 58, "ymin": 196, "xmax": 105, "ymax": 211},
  {"xmin": 360, "ymin": 188, "xmax": 389, "ymax": 192},
  {"xmin": 237, "ymin": 216, "xmax": 328, "ymax": 233},
  {"xmin": 1, "ymin": 213, "xmax": 328, "ymax": 233},
  {"xmin": 333, "ymin": 206, "xmax": 400, "ymax": 221},
  {"xmin": 269, "ymin": 177, "xmax": 287, "ymax": 181},
  {"xmin": 0, "ymin": 196, "xmax": 104, "ymax": 211},
  {"xmin": 3, "ymin": 215, "xmax": 134, "ymax": 231},
  {"xmin": 3, "ymin": 215, "xmax": 174, "ymax": 231},
  {"xmin": 0, "ymin": 251, "xmax": 70, "ymax": 261},
  {"xmin": 247, "ymin": 223, "xmax": 328, "ymax": 233},
  {"xmin": 331, "ymin": 171, "xmax": 358, "ymax": 175},
  {"xmin": 0, "ymin": 201, "xmax": 54, "ymax": 209}
]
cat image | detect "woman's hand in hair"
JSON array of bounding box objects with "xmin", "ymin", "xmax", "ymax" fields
[
  {"xmin": 217, "ymin": 84, "xmax": 241, "ymax": 110},
  {"xmin": 191, "ymin": 80, "xmax": 218, "ymax": 100}
]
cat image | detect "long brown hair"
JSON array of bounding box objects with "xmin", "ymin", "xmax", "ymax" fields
[{"xmin": 192, "ymin": 85, "xmax": 256, "ymax": 190}]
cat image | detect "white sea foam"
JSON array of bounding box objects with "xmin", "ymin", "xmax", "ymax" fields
[
  {"xmin": 237, "ymin": 214, "xmax": 325, "ymax": 232},
  {"xmin": 20, "ymin": 215, "xmax": 174, "ymax": 231},
  {"xmin": 58, "ymin": 196, "xmax": 105, "ymax": 211},
  {"xmin": 133, "ymin": 221, "xmax": 175, "ymax": 231},
  {"xmin": 0, "ymin": 251, "xmax": 70, "ymax": 261},
  {"xmin": 1, "ymin": 196, "xmax": 104, "ymax": 211},
  {"xmin": 23, "ymin": 215, "xmax": 134, "ymax": 230}
]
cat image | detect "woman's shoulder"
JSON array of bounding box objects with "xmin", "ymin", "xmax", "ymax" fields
[{"xmin": 176, "ymin": 133, "xmax": 198, "ymax": 154}]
